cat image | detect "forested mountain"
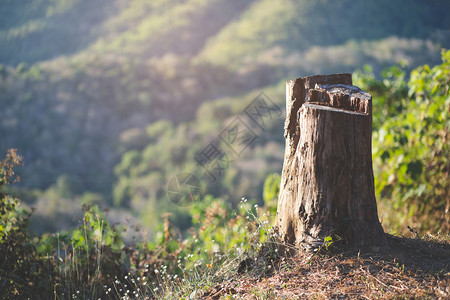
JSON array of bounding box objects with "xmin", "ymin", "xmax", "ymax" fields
[{"xmin": 0, "ymin": 0, "xmax": 449, "ymax": 234}]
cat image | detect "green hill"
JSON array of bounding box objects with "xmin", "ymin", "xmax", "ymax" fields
[
  {"xmin": 198, "ymin": 0, "xmax": 450, "ymax": 67},
  {"xmin": 0, "ymin": 0, "xmax": 254, "ymax": 65},
  {"xmin": 0, "ymin": 0, "xmax": 115, "ymax": 65}
]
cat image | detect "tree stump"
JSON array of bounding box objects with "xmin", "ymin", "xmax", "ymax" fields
[{"xmin": 274, "ymin": 74, "xmax": 387, "ymax": 251}]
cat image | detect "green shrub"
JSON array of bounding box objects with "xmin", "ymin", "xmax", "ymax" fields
[
  {"xmin": 0, "ymin": 149, "xmax": 54, "ymax": 299},
  {"xmin": 355, "ymin": 50, "xmax": 449, "ymax": 234},
  {"xmin": 263, "ymin": 173, "xmax": 281, "ymax": 214}
]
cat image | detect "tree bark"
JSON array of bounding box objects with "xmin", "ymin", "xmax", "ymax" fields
[{"xmin": 274, "ymin": 74, "xmax": 387, "ymax": 251}]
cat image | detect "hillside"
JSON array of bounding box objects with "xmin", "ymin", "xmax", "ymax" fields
[
  {"xmin": 199, "ymin": 0, "xmax": 450, "ymax": 67},
  {"xmin": 0, "ymin": 0, "xmax": 449, "ymax": 235},
  {"xmin": 0, "ymin": 0, "xmax": 114, "ymax": 64}
]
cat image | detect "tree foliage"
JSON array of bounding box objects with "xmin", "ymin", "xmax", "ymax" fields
[{"xmin": 355, "ymin": 50, "xmax": 449, "ymax": 234}]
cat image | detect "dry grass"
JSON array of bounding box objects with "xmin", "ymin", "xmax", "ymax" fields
[{"xmin": 201, "ymin": 233, "xmax": 449, "ymax": 299}]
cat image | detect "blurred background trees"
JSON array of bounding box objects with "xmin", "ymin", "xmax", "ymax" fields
[{"xmin": 0, "ymin": 0, "xmax": 448, "ymax": 236}]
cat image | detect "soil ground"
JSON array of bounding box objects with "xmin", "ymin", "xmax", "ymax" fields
[{"xmin": 202, "ymin": 234, "xmax": 449, "ymax": 299}]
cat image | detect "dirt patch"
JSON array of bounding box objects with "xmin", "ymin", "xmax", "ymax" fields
[{"xmin": 202, "ymin": 234, "xmax": 449, "ymax": 299}]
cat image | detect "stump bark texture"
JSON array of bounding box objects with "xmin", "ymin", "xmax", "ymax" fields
[{"xmin": 274, "ymin": 74, "xmax": 387, "ymax": 250}]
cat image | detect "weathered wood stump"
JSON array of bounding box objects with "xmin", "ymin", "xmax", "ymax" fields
[{"xmin": 274, "ymin": 74, "xmax": 387, "ymax": 251}]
